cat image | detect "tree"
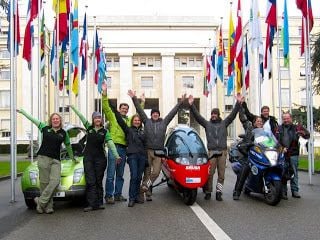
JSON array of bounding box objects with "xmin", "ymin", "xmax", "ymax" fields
[
  {"xmin": 291, "ymin": 105, "xmax": 320, "ymax": 132},
  {"xmin": 311, "ymin": 32, "xmax": 320, "ymax": 94}
]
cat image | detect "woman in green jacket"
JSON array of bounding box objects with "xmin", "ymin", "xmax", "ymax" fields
[
  {"xmin": 17, "ymin": 110, "xmax": 74, "ymax": 214},
  {"xmin": 70, "ymin": 106, "xmax": 120, "ymax": 212}
]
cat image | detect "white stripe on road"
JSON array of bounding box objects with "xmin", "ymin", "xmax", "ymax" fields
[{"xmin": 190, "ymin": 203, "xmax": 232, "ymax": 240}]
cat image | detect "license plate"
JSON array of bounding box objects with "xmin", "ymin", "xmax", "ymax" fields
[
  {"xmin": 186, "ymin": 177, "xmax": 201, "ymax": 183},
  {"xmin": 54, "ymin": 192, "xmax": 65, "ymax": 197}
]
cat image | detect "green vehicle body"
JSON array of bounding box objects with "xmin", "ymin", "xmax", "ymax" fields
[{"xmin": 21, "ymin": 125, "xmax": 87, "ymax": 209}]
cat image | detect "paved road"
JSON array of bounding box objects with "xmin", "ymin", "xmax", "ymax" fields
[{"xmin": 1, "ymin": 167, "xmax": 320, "ymax": 240}]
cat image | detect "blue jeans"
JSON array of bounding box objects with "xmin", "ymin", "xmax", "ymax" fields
[
  {"xmin": 127, "ymin": 153, "xmax": 147, "ymax": 201},
  {"xmin": 283, "ymin": 155, "xmax": 299, "ymax": 193},
  {"xmin": 105, "ymin": 146, "xmax": 126, "ymax": 197}
]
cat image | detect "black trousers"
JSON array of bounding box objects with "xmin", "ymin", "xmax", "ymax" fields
[
  {"xmin": 84, "ymin": 155, "xmax": 107, "ymax": 208},
  {"xmin": 234, "ymin": 163, "xmax": 251, "ymax": 195}
]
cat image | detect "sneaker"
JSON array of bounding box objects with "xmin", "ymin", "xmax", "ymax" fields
[
  {"xmin": 135, "ymin": 198, "xmax": 144, "ymax": 204},
  {"xmin": 281, "ymin": 192, "xmax": 288, "ymax": 200},
  {"xmin": 114, "ymin": 195, "xmax": 127, "ymax": 202},
  {"xmin": 146, "ymin": 195, "xmax": 152, "ymax": 201},
  {"xmin": 128, "ymin": 201, "xmax": 135, "ymax": 207},
  {"xmin": 204, "ymin": 193, "xmax": 211, "ymax": 200},
  {"xmin": 44, "ymin": 208, "xmax": 54, "ymax": 214},
  {"xmin": 292, "ymin": 191, "xmax": 301, "ymax": 198},
  {"xmin": 216, "ymin": 192, "xmax": 223, "ymax": 201},
  {"xmin": 233, "ymin": 191, "xmax": 240, "ymax": 201},
  {"xmin": 105, "ymin": 196, "xmax": 115, "ymax": 204},
  {"xmin": 34, "ymin": 197, "xmax": 44, "ymax": 214}
]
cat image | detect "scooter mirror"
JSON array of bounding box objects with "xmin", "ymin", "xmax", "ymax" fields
[{"xmin": 154, "ymin": 148, "xmax": 168, "ymax": 157}]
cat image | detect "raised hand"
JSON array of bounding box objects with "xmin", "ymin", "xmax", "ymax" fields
[
  {"xmin": 188, "ymin": 95, "xmax": 194, "ymax": 105},
  {"xmin": 140, "ymin": 92, "xmax": 145, "ymax": 102},
  {"xmin": 101, "ymin": 81, "xmax": 107, "ymax": 95},
  {"xmin": 235, "ymin": 93, "xmax": 243, "ymax": 103},
  {"xmin": 127, "ymin": 89, "xmax": 136, "ymax": 98}
]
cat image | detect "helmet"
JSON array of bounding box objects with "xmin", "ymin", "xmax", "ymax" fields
[{"xmin": 231, "ymin": 162, "xmax": 242, "ymax": 175}]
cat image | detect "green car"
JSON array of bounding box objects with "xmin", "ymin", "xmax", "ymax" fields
[{"xmin": 21, "ymin": 125, "xmax": 87, "ymax": 209}]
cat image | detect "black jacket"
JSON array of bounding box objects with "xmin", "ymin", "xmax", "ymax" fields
[{"xmin": 242, "ymin": 102, "xmax": 278, "ymax": 135}]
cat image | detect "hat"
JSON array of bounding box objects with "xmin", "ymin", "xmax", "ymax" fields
[
  {"xmin": 211, "ymin": 108, "xmax": 220, "ymax": 116},
  {"xmin": 92, "ymin": 111, "xmax": 102, "ymax": 119},
  {"xmin": 151, "ymin": 109, "xmax": 160, "ymax": 116}
]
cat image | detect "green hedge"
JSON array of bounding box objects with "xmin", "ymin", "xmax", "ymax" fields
[{"xmin": 0, "ymin": 144, "xmax": 29, "ymax": 154}]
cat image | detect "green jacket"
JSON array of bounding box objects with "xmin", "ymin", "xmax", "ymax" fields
[{"xmin": 102, "ymin": 95, "xmax": 144, "ymax": 146}]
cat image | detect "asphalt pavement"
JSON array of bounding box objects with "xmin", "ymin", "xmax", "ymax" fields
[{"xmin": 0, "ymin": 166, "xmax": 319, "ymax": 240}]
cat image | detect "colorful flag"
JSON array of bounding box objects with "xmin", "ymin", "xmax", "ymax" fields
[
  {"xmin": 227, "ymin": 6, "xmax": 235, "ymax": 96},
  {"xmin": 98, "ymin": 47, "xmax": 107, "ymax": 93},
  {"xmin": 22, "ymin": 0, "xmax": 39, "ymax": 68},
  {"xmin": 71, "ymin": 0, "xmax": 79, "ymax": 95},
  {"xmin": 210, "ymin": 46, "xmax": 217, "ymax": 89},
  {"xmin": 52, "ymin": 0, "xmax": 70, "ymax": 43},
  {"xmin": 94, "ymin": 30, "xmax": 100, "ymax": 87},
  {"xmin": 244, "ymin": 35, "xmax": 250, "ymax": 89},
  {"xmin": 7, "ymin": 0, "xmax": 21, "ymax": 56},
  {"xmin": 217, "ymin": 25, "xmax": 225, "ymax": 82},
  {"xmin": 203, "ymin": 55, "xmax": 209, "ymax": 97},
  {"xmin": 235, "ymin": 0, "xmax": 243, "ymax": 93},
  {"xmin": 80, "ymin": 13, "xmax": 87, "ymax": 80},
  {"xmin": 296, "ymin": 0, "xmax": 314, "ymax": 55},
  {"xmin": 50, "ymin": 31, "xmax": 57, "ymax": 85},
  {"xmin": 264, "ymin": 0, "xmax": 277, "ymax": 79},
  {"xmin": 282, "ymin": 0, "xmax": 290, "ymax": 67},
  {"xmin": 40, "ymin": 11, "xmax": 46, "ymax": 77}
]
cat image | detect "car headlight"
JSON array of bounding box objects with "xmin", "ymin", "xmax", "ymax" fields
[
  {"xmin": 265, "ymin": 151, "xmax": 278, "ymax": 166},
  {"xmin": 73, "ymin": 168, "xmax": 84, "ymax": 183},
  {"xmin": 29, "ymin": 171, "xmax": 38, "ymax": 186},
  {"xmin": 196, "ymin": 157, "xmax": 208, "ymax": 165},
  {"xmin": 175, "ymin": 157, "xmax": 190, "ymax": 165}
]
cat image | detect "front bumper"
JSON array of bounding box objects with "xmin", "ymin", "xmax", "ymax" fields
[{"xmin": 23, "ymin": 185, "xmax": 85, "ymax": 200}]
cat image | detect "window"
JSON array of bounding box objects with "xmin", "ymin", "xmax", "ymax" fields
[
  {"xmin": 174, "ymin": 58, "xmax": 180, "ymax": 67},
  {"xmin": 225, "ymin": 105, "xmax": 233, "ymax": 112},
  {"xmin": 155, "ymin": 58, "xmax": 161, "ymax": 67},
  {"xmin": 195, "ymin": 58, "xmax": 202, "ymax": 67},
  {"xmin": 114, "ymin": 57, "xmax": 120, "ymax": 67},
  {"xmin": 147, "ymin": 58, "xmax": 154, "ymax": 67},
  {"xmin": 141, "ymin": 76, "xmax": 153, "ymax": 88},
  {"xmin": 0, "ymin": 70, "xmax": 10, "ymax": 80},
  {"xmin": 279, "ymin": 49, "xmax": 284, "ymax": 58},
  {"xmin": 59, "ymin": 106, "xmax": 70, "ymax": 113},
  {"xmin": 182, "ymin": 76, "xmax": 194, "ymax": 88},
  {"xmin": 0, "ymin": 50, "xmax": 10, "ymax": 58},
  {"xmin": 1, "ymin": 131, "xmax": 10, "ymax": 138},
  {"xmin": 140, "ymin": 58, "xmax": 146, "ymax": 66},
  {"xmin": 281, "ymin": 88, "xmax": 290, "ymax": 107},
  {"xmin": 0, "ymin": 90, "xmax": 10, "ymax": 108},
  {"xmin": 106, "ymin": 76, "xmax": 112, "ymax": 88},
  {"xmin": 180, "ymin": 57, "xmax": 187, "ymax": 67},
  {"xmin": 133, "ymin": 57, "xmax": 139, "ymax": 66},
  {"xmin": 280, "ymin": 69, "xmax": 290, "ymax": 80},
  {"xmin": 188, "ymin": 57, "xmax": 195, "ymax": 67},
  {"xmin": 106, "ymin": 57, "xmax": 112, "ymax": 67}
]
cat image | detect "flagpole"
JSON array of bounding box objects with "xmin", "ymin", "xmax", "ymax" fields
[
  {"xmin": 9, "ymin": 0, "xmax": 16, "ymax": 202},
  {"xmin": 93, "ymin": 16, "xmax": 97, "ymax": 113},
  {"xmin": 56, "ymin": 3, "xmax": 60, "ymax": 114},
  {"xmin": 37, "ymin": 0, "xmax": 43, "ymax": 150},
  {"xmin": 13, "ymin": 0, "xmax": 18, "ymax": 178},
  {"xmin": 68, "ymin": 0, "xmax": 72, "ymax": 123},
  {"xmin": 29, "ymin": 0, "xmax": 34, "ymax": 164},
  {"xmin": 276, "ymin": 4, "xmax": 282, "ymax": 123},
  {"xmin": 85, "ymin": 6, "xmax": 89, "ymax": 119}
]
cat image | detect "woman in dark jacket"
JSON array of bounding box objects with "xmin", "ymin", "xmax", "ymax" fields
[{"xmin": 111, "ymin": 102, "xmax": 147, "ymax": 207}]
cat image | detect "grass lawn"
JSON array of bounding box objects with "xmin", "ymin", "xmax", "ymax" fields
[
  {"xmin": 0, "ymin": 161, "xmax": 31, "ymax": 177},
  {"xmin": 299, "ymin": 157, "xmax": 320, "ymax": 172}
]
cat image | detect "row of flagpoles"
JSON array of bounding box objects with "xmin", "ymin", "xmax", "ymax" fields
[
  {"xmin": 7, "ymin": 0, "xmax": 108, "ymax": 202},
  {"xmin": 202, "ymin": 0, "xmax": 315, "ymax": 183}
]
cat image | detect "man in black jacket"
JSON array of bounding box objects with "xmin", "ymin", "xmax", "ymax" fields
[
  {"xmin": 242, "ymin": 103, "xmax": 278, "ymax": 136},
  {"xmin": 188, "ymin": 94, "xmax": 242, "ymax": 201},
  {"xmin": 128, "ymin": 90, "xmax": 186, "ymax": 201},
  {"xmin": 275, "ymin": 112, "xmax": 310, "ymax": 199}
]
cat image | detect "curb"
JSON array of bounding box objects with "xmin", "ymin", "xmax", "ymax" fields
[{"xmin": 0, "ymin": 173, "xmax": 23, "ymax": 182}]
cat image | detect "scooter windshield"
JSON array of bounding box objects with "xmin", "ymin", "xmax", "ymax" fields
[
  {"xmin": 254, "ymin": 135, "xmax": 277, "ymax": 148},
  {"xmin": 166, "ymin": 130, "xmax": 207, "ymax": 158}
]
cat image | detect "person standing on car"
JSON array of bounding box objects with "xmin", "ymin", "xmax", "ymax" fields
[
  {"xmin": 275, "ymin": 112, "xmax": 310, "ymax": 199},
  {"xmin": 101, "ymin": 82, "xmax": 145, "ymax": 204},
  {"xmin": 109, "ymin": 100, "xmax": 147, "ymax": 207},
  {"xmin": 70, "ymin": 106, "xmax": 120, "ymax": 211},
  {"xmin": 128, "ymin": 90, "xmax": 186, "ymax": 201},
  {"xmin": 242, "ymin": 103, "xmax": 278, "ymax": 137},
  {"xmin": 17, "ymin": 109, "xmax": 74, "ymax": 214},
  {"xmin": 188, "ymin": 94, "xmax": 242, "ymax": 201}
]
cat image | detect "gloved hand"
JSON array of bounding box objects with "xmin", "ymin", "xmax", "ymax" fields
[{"xmin": 73, "ymin": 158, "xmax": 80, "ymax": 164}]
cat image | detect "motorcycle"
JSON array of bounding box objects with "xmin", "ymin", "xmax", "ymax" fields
[
  {"xmin": 229, "ymin": 133, "xmax": 285, "ymax": 206},
  {"xmin": 154, "ymin": 125, "xmax": 210, "ymax": 205}
]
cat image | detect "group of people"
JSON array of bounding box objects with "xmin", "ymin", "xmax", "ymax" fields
[{"xmin": 17, "ymin": 84, "xmax": 310, "ymax": 213}]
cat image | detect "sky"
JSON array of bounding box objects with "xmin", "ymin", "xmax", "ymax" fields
[{"xmin": 37, "ymin": 0, "xmax": 320, "ymax": 30}]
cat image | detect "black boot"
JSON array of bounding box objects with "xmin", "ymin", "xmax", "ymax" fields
[
  {"xmin": 216, "ymin": 192, "xmax": 223, "ymax": 201},
  {"xmin": 233, "ymin": 191, "xmax": 240, "ymax": 200},
  {"xmin": 204, "ymin": 193, "xmax": 211, "ymax": 200}
]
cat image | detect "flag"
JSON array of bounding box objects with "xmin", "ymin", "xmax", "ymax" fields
[
  {"xmin": 244, "ymin": 35, "xmax": 250, "ymax": 89},
  {"xmin": 40, "ymin": 11, "xmax": 46, "ymax": 77},
  {"xmin": 264, "ymin": 0, "xmax": 277, "ymax": 79},
  {"xmin": 71, "ymin": 0, "xmax": 79, "ymax": 95},
  {"xmin": 282, "ymin": 0, "xmax": 290, "ymax": 67},
  {"xmin": 94, "ymin": 29, "xmax": 100, "ymax": 86},
  {"xmin": 98, "ymin": 47, "xmax": 107, "ymax": 93},
  {"xmin": 227, "ymin": 6, "xmax": 235, "ymax": 96},
  {"xmin": 203, "ymin": 55, "xmax": 209, "ymax": 97},
  {"xmin": 217, "ymin": 25, "xmax": 225, "ymax": 82},
  {"xmin": 210, "ymin": 47, "xmax": 217, "ymax": 89},
  {"xmin": 296, "ymin": 0, "xmax": 314, "ymax": 55},
  {"xmin": 7, "ymin": 0, "xmax": 21, "ymax": 56},
  {"xmin": 59, "ymin": 45, "xmax": 65, "ymax": 91},
  {"xmin": 50, "ymin": 31, "xmax": 57, "ymax": 85},
  {"xmin": 235, "ymin": 0, "xmax": 243, "ymax": 93},
  {"xmin": 80, "ymin": 13, "xmax": 87, "ymax": 80},
  {"xmin": 22, "ymin": 0, "xmax": 39, "ymax": 68},
  {"xmin": 52, "ymin": 0, "xmax": 70, "ymax": 43}
]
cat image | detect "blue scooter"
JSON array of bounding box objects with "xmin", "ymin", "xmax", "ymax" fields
[{"xmin": 229, "ymin": 134, "xmax": 285, "ymax": 206}]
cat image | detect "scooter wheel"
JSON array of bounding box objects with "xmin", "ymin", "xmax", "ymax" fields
[
  {"xmin": 182, "ymin": 189, "xmax": 197, "ymax": 205},
  {"xmin": 264, "ymin": 180, "xmax": 282, "ymax": 206}
]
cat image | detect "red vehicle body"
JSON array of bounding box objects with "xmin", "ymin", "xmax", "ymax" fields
[{"xmin": 155, "ymin": 125, "xmax": 210, "ymax": 205}]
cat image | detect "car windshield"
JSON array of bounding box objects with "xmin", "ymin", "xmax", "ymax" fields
[{"xmin": 166, "ymin": 129, "xmax": 207, "ymax": 157}]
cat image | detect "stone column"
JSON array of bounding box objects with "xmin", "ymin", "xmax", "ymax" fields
[{"xmin": 119, "ymin": 52, "xmax": 133, "ymax": 114}]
